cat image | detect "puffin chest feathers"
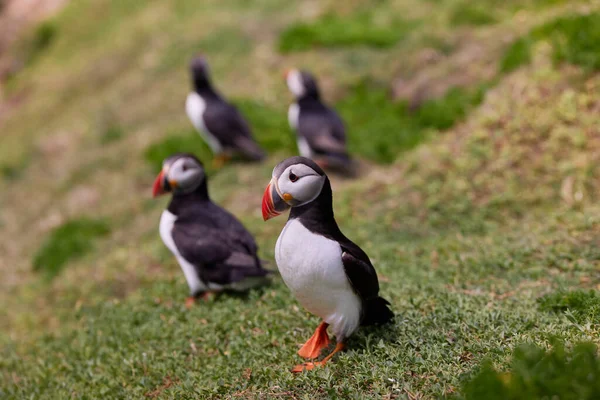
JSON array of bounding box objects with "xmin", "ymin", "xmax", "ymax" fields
[{"xmin": 275, "ymin": 219, "xmax": 361, "ymax": 339}]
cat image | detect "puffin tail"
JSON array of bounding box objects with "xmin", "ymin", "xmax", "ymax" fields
[
  {"xmin": 362, "ymin": 296, "xmax": 394, "ymax": 326},
  {"xmin": 235, "ymin": 136, "xmax": 266, "ymax": 161}
]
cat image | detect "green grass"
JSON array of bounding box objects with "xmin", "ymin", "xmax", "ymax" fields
[
  {"xmin": 4, "ymin": 204, "xmax": 600, "ymax": 398},
  {"xmin": 500, "ymin": 37, "xmax": 533, "ymax": 73},
  {"xmin": 539, "ymin": 290, "xmax": 600, "ymax": 324},
  {"xmin": 0, "ymin": 152, "xmax": 32, "ymax": 182},
  {"xmin": 337, "ymin": 81, "xmax": 489, "ymax": 163},
  {"xmin": 278, "ymin": 12, "xmax": 416, "ymax": 53},
  {"xmin": 19, "ymin": 20, "xmax": 58, "ymax": 69},
  {"xmin": 144, "ymin": 129, "xmax": 213, "ymax": 173},
  {"xmin": 99, "ymin": 124, "xmax": 125, "ymax": 144},
  {"xmin": 501, "ymin": 13, "xmax": 600, "ymax": 73},
  {"xmin": 457, "ymin": 342, "xmax": 600, "ymax": 399},
  {"xmin": 450, "ymin": 3, "xmax": 498, "ymax": 27},
  {"xmin": 32, "ymin": 218, "xmax": 111, "ymax": 279},
  {"xmin": 3, "ymin": 0, "xmax": 600, "ymax": 398}
]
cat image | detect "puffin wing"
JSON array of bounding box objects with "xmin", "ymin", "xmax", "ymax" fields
[
  {"xmin": 208, "ymin": 204, "xmax": 260, "ymax": 255},
  {"xmin": 172, "ymin": 222, "xmax": 259, "ymax": 269},
  {"xmin": 341, "ymin": 241, "xmax": 393, "ymax": 325},
  {"xmin": 340, "ymin": 244, "xmax": 380, "ymax": 300},
  {"xmin": 298, "ymin": 109, "xmax": 347, "ymax": 155},
  {"xmin": 172, "ymin": 223, "xmax": 230, "ymax": 266},
  {"xmin": 203, "ymin": 101, "xmax": 265, "ymax": 160}
]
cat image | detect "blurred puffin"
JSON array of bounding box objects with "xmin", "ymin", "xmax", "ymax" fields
[
  {"xmin": 262, "ymin": 156, "xmax": 392, "ymax": 372},
  {"xmin": 153, "ymin": 153, "xmax": 269, "ymax": 307},
  {"xmin": 285, "ymin": 69, "xmax": 354, "ymax": 173},
  {"xmin": 186, "ymin": 56, "xmax": 265, "ymax": 167}
]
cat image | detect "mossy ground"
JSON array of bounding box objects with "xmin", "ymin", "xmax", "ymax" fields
[{"xmin": 1, "ymin": 0, "xmax": 599, "ymax": 398}]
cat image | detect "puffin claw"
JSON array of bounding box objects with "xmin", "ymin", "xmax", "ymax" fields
[
  {"xmin": 291, "ymin": 361, "xmax": 324, "ymax": 373},
  {"xmin": 185, "ymin": 297, "xmax": 195, "ymax": 309},
  {"xmin": 212, "ymin": 154, "xmax": 231, "ymax": 169}
]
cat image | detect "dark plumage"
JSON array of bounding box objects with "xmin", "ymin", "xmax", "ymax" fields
[
  {"xmin": 286, "ymin": 70, "xmax": 353, "ymax": 173},
  {"xmin": 153, "ymin": 153, "xmax": 269, "ymax": 304},
  {"xmin": 186, "ymin": 56, "xmax": 265, "ymax": 162}
]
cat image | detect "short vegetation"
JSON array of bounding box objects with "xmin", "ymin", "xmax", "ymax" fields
[
  {"xmin": 458, "ymin": 342, "xmax": 600, "ymax": 400},
  {"xmin": 501, "ymin": 12, "xmax": 600, "ymax": 73},
  {"xmin": 337, "ymin": 81, "xmax": 489, "ymax": 163},
  {"xmin": 539, "ymin": 290, "xmax": 600, "ymax": 324},
  {"xmin": 278, "ymin": 12, "xmax": 415, "ymax": 53},
  {"xmin": 32, "ymin": 218, "xmax": 111, "ymax": 278},
  {"xmin": 2, "ymin": 0, "xmax": 600, "ymax": 398},
  {"xmin": 449, "ymin": 3, "xmax": 498, "ymax": 27}
]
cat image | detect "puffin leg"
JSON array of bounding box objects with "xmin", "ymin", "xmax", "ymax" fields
[
  {"xmin": 292, "ymin": 342, "xmax": 346, "ymax": 373},
  {"xmin": 297, "ymin": 321, "xmax": 330, "ymax": 359},
  {"xmin": 199, "ymin": 291, "xmax": 216, "ymax": 302},
  {"xmin": 185, "ymin": 292, "xmax": 215, "ymax": 308},
  {"xmin": 212, "ymin": 154, "xmax": 231, "ymax": 168},
  {"xmin": 185, "ymin": 296, "xmax": 195, "ymax": 309}
]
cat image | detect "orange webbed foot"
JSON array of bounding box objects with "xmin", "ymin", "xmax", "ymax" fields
[
  {"xmin": 292, "ymin": 361, "xmax": 322, "ymax": 373},
  {"xmin": 185, "ymin": 297, "xmax": 195, "ymax": 309},
  {"xmin": 212, "ymin": 154, "xmax": 231, "ymax": 169},
  {"xmin": 292, "ymin": 342, "xmax": 346, "ymax": 373},
  {"xmin": 298, "ymin": 321, "xmax": 330, "ymax": 359},
  {"xmin": 185, "ymin": 292, "xmax": 215, "ymax": 308}
]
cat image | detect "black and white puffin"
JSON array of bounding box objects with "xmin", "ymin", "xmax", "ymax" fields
[
  {"xmin": 186, "ymin": 56, "xmax": 266, "ymax": 166},
  {"xmin": 262, "ymin": 156, "xmax": 393, "ymax": 372},
  {"xmin": 153, "ymin": 153, "xmax": 269, "ymax": 307},
  {"xmin": 285, "ymin": 69, "xmax": 353, "ymax": 173}
]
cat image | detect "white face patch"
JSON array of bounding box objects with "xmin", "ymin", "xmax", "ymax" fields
[
  {"xmin": 168, "ymin": 158, "xmax": 204, "ymax": 193},
  {"xmin": 286, "ymin": 70, "xmax": 305, "ymax": 98},
  {"xmin": 276, "ymin": 163, "xmax": 325, "ymax": 206}
]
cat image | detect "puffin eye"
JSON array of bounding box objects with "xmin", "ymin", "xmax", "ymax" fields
[
  {"xmin": 182, "ymin": 165, "xmax": 188, "ymax": 172},
  {"xmin": 289, "ymin": 172, "xmax": 298, "ymax": 182}
]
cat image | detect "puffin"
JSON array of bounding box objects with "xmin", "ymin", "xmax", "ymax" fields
[
  {"xmin": 285, "ymin": 69, "xmax": 354, "ymax": 173},
  {"xmin": 186, "ymin": 56, "xmax": 266, "ymax": 167},
  {"xmin": 262, "ymin": 156, "xmax": 393, "ymax": 372},
  {"xmin": 153, "ymin": 153, "xmax": 269, "ymax": 307}
]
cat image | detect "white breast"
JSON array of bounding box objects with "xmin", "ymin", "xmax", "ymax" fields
[
  {"xmin": 186, "ymin": 92, "xmax": 223, "ymax": 154},
  {"xmin": 288, "ymin": 103, "xmax": 300, "ymax": 129},
  {"xmin": 296, "ymin": 137, "xmax": 312, "ymax": 158},
  {"xmin": 159, "ymin": 210, "xmax": 207, "ymax": 295},
  {"xmin": 275, "ymin": 219, "xmax": 361, "ymax": 340}
]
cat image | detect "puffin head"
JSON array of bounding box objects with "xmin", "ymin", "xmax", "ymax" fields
[
  {"xmin": 285, "ymin": 69, "xmax": 320, "ymax": 99},
  {"xmin": 262, "ymin": 156, "xmax": 326, "ymax": 220},
  {"xmin": 190, "ymin": 55, "xmax": 210, "ymax": 86},
  {"xmin": 152, "ymin": 153, "xmax": 206, "ymax": 197}
]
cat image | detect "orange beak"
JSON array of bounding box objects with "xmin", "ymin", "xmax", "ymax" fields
[
  {"xmin": 152, "ymin": 170, "xmax": 167, "ymax": 197},
  {"xmin": 283, "ymin": 69, "xmax": 291, "ymax": 80}
]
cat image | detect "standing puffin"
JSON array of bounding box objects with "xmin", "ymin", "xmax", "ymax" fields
[
  {"xmin": 262, "ymin": 156, "xmax": 393, "ymax": 372},
  {"xmin": 186, "ymin": 56, "xmax": 266, "ymax": 167},
  {"xmin": 285, "ymin": 69, "xmax": 353, "ymax": 173},
  {"xmin": 153, "ymin": 153, "xmax": 269, "ymax": 307}
]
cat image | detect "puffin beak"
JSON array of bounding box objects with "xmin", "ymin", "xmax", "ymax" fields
[
  {"xmin": 283, "ymin": 69, "xmax": 291, "ymax": 80},
  {"xmin": 262, "ymin": 178, "xmax": 290, "ymax": 221},
  {"xmin": 152, "ymin": 170, "xmax": 172, "ymax": 197}
]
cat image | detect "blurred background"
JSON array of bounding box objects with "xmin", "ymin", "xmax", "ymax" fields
[{"xmin": 1, "ymin": 0, "xmax": 599, "ymax": 398}]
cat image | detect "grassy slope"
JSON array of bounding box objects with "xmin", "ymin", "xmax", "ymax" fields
[{"xmin": 1, "ymin": 0, "xmax": 599, "ymax": 398}]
